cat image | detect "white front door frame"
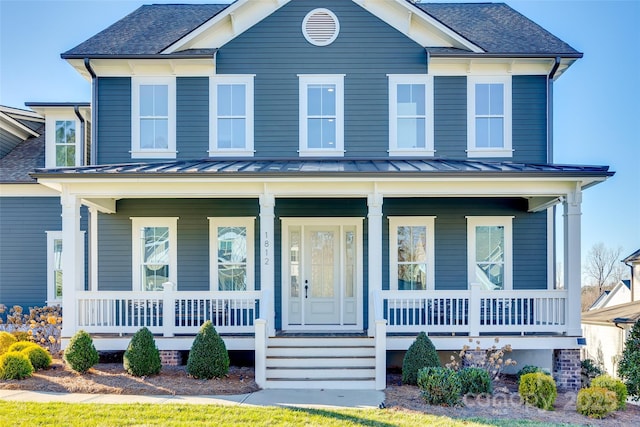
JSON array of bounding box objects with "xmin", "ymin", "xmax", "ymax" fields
[{"xmin": 281, "ymin": 217, "xmax": 364, "ymax": 332}]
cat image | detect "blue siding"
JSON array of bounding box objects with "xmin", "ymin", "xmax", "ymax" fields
[
  {"xmin": 97, "ymin": 199, "xmax": 259, "ymax": 291},
  {"xmin": 513, "ymin": 75, "xmax": 547, "ymax": 163},
  {"xmin": 0, "ymin": 197, "xmax": 88, "ymax": 309},
  {"xmin": 217, "ymin": 0, "xmax": 427, "ymax": 158},
  {"xmin": 177, "ymin": 77, "xmax": 209, "ymax": 160},
  {"xmin": 383, "ymin": 198, "xmax": 547, "ymax": 291},
  {"xmin": 97, "ymin": 77, "xmax": 131, "ymax": 164},
  {"xmin": 434, "ymin": 76, "xmax": 467, "ymax": 158}
]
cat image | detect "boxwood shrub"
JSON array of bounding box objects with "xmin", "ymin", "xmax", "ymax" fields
[
  {"xmin": 576, "ymin": 386, "xmax": 617, "ymax": 419},
  {"xmin": 0, "ymin": 351, "xmax": 34, "ymax": 380},
  {"xmin": 417, "ymin": 367, "xmax": 462, "ymax": 406},
  {"xmin": 458, "ymin": 366, "xmax": 492, "ymax": 395},
  {"xmin": 64, "ymin": 330, "xmax": 99, "ymax": 373},
  {"xmin": 0, "ymin": 331, "xmax": 17, "ymax": 355},
  {"xmin": 402, "ymin": 332, "xmax": 440, "ymax": 385},
  {"xmin": 591, "ymin": 374, "xmax": 627, "ymax": 410},
  {"xmin": 9, "ymin": 342, "xmax": 51, "ymax": 370},
  {"xmin": 518, "ymin": 372, "xmax": 557, "ymax": 410},
  {"xmin": 187, "ymin": 321, "xmax": 229, "ymax": 379},
  {"xmin": 123, "ymin": 327, "xmax": 162, "ymax": 377}
]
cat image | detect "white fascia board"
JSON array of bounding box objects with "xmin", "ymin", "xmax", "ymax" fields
[
  {"xmin": 68, "ymin": 58, "xmax": 216, "ymax": 78},
  {"xmin": 35, "ymin": 176, "xmax": 596, "ymax": 201},
  {"xmin": 429, "ymin": 58, "xmax": 555, "ymax": 76},
  {"xmin": 0, "ymin": 183, "xmax": 60, "ymax": 197},
  {"xmin": 162, "ymin": 0, "xmax": 291, "ymax": 53},
  {"xmin": 0, "ymin": 111, "xmax": 40, "ymax": 139},
  {"xmin": 387, "ymin": 335, "xmax": 583, "ymax": 351},
  {"xmin": 0, "ymin": 105, "xmax": 43, "ymax": 120},
  {"xmin": 354, "ymin": 0, "xmax": 483, "ymax": 53}
]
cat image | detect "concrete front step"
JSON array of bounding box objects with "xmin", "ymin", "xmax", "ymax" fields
[{"xmin": 266, "ymin": 367, "xmax": 375, "ymax": 379}]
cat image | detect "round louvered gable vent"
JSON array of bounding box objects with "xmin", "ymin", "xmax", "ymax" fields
[{"xmin": 302, "ymin": 8, "xmax": 340, "ymax": 46}]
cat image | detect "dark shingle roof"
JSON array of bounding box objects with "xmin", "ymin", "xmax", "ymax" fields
[
  {"xmin": 623, "ymin": 249, "xmax": 640, "ymax": 263},
  {"xmin": 32, "ymin": 158, "xmax": 612, "ymax": 179},
  {"xmin": 62, "ymin": 2, "xmax": 579, "ymax": 58},
  {"xmin": 415, "ymin": 2, "xmax": 580, "ymax": 55},
  {"xmin": 0, "ymin": 124, "xmax": 45, "ymax": 183},
  {"xmin": 62, "ymin": 4, "xmax": 229, "ymax": 57}
]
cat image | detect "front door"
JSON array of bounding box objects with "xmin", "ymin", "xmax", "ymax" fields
[{"xmin": 282, "ymin": 218, "xmax": 363, "ymax": 331}]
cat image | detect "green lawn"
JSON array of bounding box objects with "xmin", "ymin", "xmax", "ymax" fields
[{"xmin": 0, "ymin": 402, "xmax": 576, "ymax": 426}]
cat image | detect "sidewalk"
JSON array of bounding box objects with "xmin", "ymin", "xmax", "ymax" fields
[{"xmin": 0, "ymin": 388, "xmax": 385, "ymax": 409}]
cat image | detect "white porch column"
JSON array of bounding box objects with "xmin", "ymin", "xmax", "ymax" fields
[
  {"xmin": 260, "ymin": 194, "xmax": 276, "ymax": 337},
  {"xmin": 563, "ymin": 188, "xmax": 582, "ymax": 336},
  {"xmin": 60, "ymin": 192, "xmax": 83, "ymax": 338},
  {"xmin": 367, "ymin": 193, "xmax": 383, "ymax": 336},
  {"xmin": 89, "ymin": 207, "xmax": 98, "ymax": 291}
]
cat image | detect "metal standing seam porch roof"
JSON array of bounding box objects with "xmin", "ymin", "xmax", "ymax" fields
[{"xmin": 31, "ymin": 158, "xmax": 613, "ymax": 181}]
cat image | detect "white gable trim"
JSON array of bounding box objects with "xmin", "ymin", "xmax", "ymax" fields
[
  {"xmin": 162, "ymin": 0, "xmax": 482, "ymax": 54},
  {"xmin": 162, "ymin": 0, "xmax": 292, "ymax": 54}
]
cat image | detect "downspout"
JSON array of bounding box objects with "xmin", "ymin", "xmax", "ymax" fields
[
  {"xmin": 73, "ymin": 105, "xmax": 85, "ymax": 166},
  {"xmin": 84, "ymin": 58, "xmax": 97, "ymax": 165},
  {"xmin": 425, "ymin": 49, "xmax": 430, "ymax": 73},
  {"xmin": 623, "ymin": 259, "xmax": 635, "ymax": 301},
  {"xmin": 547, "ymin": 57, "xmax": 561, "ymax": 289}
]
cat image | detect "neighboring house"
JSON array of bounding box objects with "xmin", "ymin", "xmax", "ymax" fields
[
  {"xmin": 2, "ymin": 1, "xmax": 615, "ymax": 391},
  {"xmin": 582, "ymin": 249, "xmax": 640, "ymax": 376},
  {"xmin": 588, "ymin": 280, "xmax": 631, "ymax": 310},
  {"xmin": 0, "ymin": 104, "xmax": 89, "ymax": 309}
]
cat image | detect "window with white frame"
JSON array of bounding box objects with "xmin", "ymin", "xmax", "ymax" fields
[
  {"xmin": 299, "ymin": 74, "xmax": 344, "ymax": 156},
  {"xmin": 131, "ymin": 218, "xmax": 178, "ymax": 291},
  {"xmin": 209, "ymin": 75, "xmax": 255, "ymax": 156},
  {"xmin": 388, "ymin": 75, "xmax": 434, "ymax": 156},
  {"xmin": 466, "ymin": 216, "xmax": 513, "ymax": 290},
  {"xmin": 131, "ymin": 77, "xmax": 176, "ymax": 159},
  {"xmin": 467, "ymin": 75, "xmax": 512, "ymax": 158},
  {"xmin": 209, "ymin": 217, "xmax": 254, "ymax": 291},
  {"xmin": 46, "ymin": 231, "xmax": 63, "ymax": 303},
  {"xmin": 45, "ymin": 115, "xmax": 81, "ymax": 168},
  {"xmin": 389, "ymin": 217, "xmax": 435, "ymax": 290}
]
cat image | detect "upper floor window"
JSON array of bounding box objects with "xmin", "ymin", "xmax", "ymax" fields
[
  {"xmin": 131, "ymin": 217, "xmax": 178, "ymax": 291},
  {"xmin": 45, "ymin": 115, "xmax": 81, "ymax": 168},
  {"xmin": 209, "ymin": 75, "xmax": 255, "ymax": 157},
  {"xmin": 208, "ymin": 217, "xmax": 255, "ymax": 291},
  {"xmin": 388, "ymin": 75, "xmax": 434, "ymax": 156},
  {"xmin": 467, "ymin": 76, "xmax": 512, "ymax": 158},
  {"xmin": 131, "ymin": 77, "xmax": 176, "ymax": 159},
  {"xmin": 389, "ymin": 217, "xmax": 435, "ymax": 290},
  {"xmin": 299, "ymin": 74, "xmax": 345, "ymax": 157},
  {"xmin": 466, "ymin": 216, "xmax": 513, "ymax": 290}
]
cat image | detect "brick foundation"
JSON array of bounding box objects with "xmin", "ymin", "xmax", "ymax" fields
[
  {"xmin": 159, "ymin": 350, "xmax": 181, "ymax": 366},
  {"xmin": 553, "ymin": 349, "xmax": 581, "ymax": 391}
]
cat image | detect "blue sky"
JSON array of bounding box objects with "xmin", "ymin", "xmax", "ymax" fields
[{"xmin": 1, "ymin": 0, "xmax": 638, "ymax": 267}]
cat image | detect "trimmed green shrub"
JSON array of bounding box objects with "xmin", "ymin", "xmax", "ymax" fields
[
  {"xmin": 618, "ymin": 318, "xmax": 640, "ymax": 401},
  {"xmin": 0, "ymin": 331, "xmax": 17, "ymax": 355},
  {"xmin": 518, "ymin": 372, "xmax": 557, "ymax": 410},
  {"xmin": 8, "ymin": 341, "xmax": 36, "ymax": 353},
  {"xmin": 64, "ymin": 330, "xmax": 99, "ymax": 373},
  {"xmin": 591, "ymin": 374, "xmax": 627, "ymax": 410},
  {"xmin": 187, "ymin": 321, "xmax": 229, "ymax": 379},
  {"xmin": 123, "ymin": 327, "xmax": 162, "ymax": 377},
  {"xmin": 417, "ymin": 367, "xmax": 462, "ymax": 406},
  {"xmin": 8, "ymin": 342, "xmax": 52, "ymax": 370},
  {"xmin": 0, "ymin": 351, "xmax": 34, "ymax": 380},
  {"xmin": 581, "ymin": 358, "xmax": 604, "ymax": 388},
  {"xmin": 576, "ymin": 386, "xmax": 617, "ymax": 419},
  {"xmin": 458, "ymin": 366, "xmax": 492, "ymax": 395},
  {"xmin": 11, "ymin": 331, "xmax": 31, "ymax": 342},
  {"xmin": 517, "ymin": 365, "xmax": 547, "ymax": 383},
  {"xmin": 402, "ymin": 331, "xmax": 440, "ymax": 385}
]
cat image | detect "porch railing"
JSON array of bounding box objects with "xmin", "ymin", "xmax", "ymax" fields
[
  {"xmin": 76, "ymin": 286, "xmax": 262, "ymax": 335},
  {"xmin": 379, "ymin": 284, "xmax": 568, "ymax": 335}
]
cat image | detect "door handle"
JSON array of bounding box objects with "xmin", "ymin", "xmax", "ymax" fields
[{"xmin": 304, "ymin": 280, "xmax": 309, "ymax": 299}]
